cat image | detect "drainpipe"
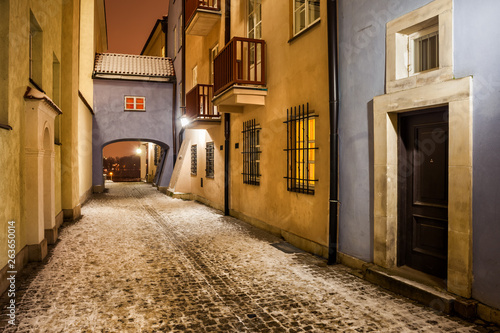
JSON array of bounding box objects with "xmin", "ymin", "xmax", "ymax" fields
[
  {"xmin": 161, "ymin": 17, "xmax": 177, "ymax": 164},
  {"xmin": 327, "ymin": 0, "xmax": 340, "ymax": 265},
  {"xmin": 224, "ymin": 0, "xmax": 231, "ymax": 216}
]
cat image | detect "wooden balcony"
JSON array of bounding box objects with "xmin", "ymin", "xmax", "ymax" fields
[
  {"xmin": 185, "ymin": 0, "xmax": 221, "ymax": 36},
  {"xmin": 185, "ymin": 84, "xmax": 220, "ymax": 128},
  {"xmin": 213, "ymin": 37, "xmax": 267, "ymax": 112}
]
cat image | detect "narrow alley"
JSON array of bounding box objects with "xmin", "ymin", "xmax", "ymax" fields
[{"xmin": 0, "ymin": 183, "xmax": 496, "ymax": 332}]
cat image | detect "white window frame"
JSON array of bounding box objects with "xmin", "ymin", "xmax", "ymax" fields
[
  {"xmin": 209, "ymin": 44, "xmax": 218, "ymax": 84},
  {"xmin": 124, "ymin": 96, "xmax": 146, "ymax": 111},
  {"xmin": 192, "ymin": 65, "xmax": 198, "ymax": 87},
  {"xmin": 247, "ymin": 0, "xmax": 262, "ymax": 39},
  {"xmin": 293, "ymin": 0, "xmax": 320, "ymax": 37}
]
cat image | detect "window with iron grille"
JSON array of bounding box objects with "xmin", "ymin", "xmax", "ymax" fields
[
  {"xmin": 154, "ymin": 145, "xmax": 161, "ymax": 166},
  {"xmin": 205, "ymin": 142, "xmax": 214, "ymax": 178},
  {"xmin": 284, "ymin": 103, "xmax": 318, "ymax": 194},
  {"xmin": 191, "ymin": 144, "xmax": 197, "ymax": 176},
  {"xmin": 242, "ymin": 119, "xmax": 261, "ymax": 185}
]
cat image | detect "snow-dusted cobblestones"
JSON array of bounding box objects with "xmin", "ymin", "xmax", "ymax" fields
[{"xmin": 1, "ymin": 182, "xmax": 498, "ymax": 332}]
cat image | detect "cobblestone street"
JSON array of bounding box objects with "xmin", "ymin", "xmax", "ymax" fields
[{"xmin": 1, "ymin": 182, "xmax": 498, "ymax": 332}]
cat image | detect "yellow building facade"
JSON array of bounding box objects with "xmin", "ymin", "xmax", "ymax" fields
[
  {"xmin": 0, "ymin": 0, "xmax": 106, "ymax": 294},
  {"xmin": 169, "ymin": 0, "xmax": 331, "ymax": 257}
]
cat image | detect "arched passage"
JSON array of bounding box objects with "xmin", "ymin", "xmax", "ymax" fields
[{"xmin": 93, "ymin": 138, "xmax": 172, "ymax": 192}]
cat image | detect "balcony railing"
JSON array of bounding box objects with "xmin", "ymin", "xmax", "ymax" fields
[
  {"xmin": 185, "ymin": 0, "xmax": 220, "ymax": 27},
  {"xmin": 213, "ymin": 37, "xmax": 266, "ymax": 96},
  {"xmin": 186, "ymin": 84, "xmax": 219, "ymax": 119}
]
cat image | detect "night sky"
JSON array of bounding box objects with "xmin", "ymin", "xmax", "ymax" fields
[
  {"xmin": 105, "ymin": 0, "xmax": 169, "ymax": 55},
  {"xmin": 104, "ymin": 0, "xmax": 168, "ymax": 157}
]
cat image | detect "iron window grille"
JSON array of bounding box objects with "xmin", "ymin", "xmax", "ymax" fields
[
  {"xmin": 413, "ymin": 30, "xmax": 439, "ymax": 73},
  {"xmin": 242, "ymin": 119, "xmax": 261, "ymax": 185},
  {"xmin": 205, "ymin": 141, "xmax": 215, "ymax": 178},
  {"xmin": 154, "ymin": 145, "xmax": 161, "ymax": 166},
  {"xmin": 284, "ymin": 103, "xmax": 318, "ymax": 194},
  {"xmin": 191, "ymin": 144, "xmax": 197, "ymax": 176}
]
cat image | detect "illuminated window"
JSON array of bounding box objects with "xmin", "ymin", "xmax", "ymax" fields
[
  {"xmin": 124, "ymin": 96, "xmax": 146, "ymax": 111},
  {"xmin": 284, "ymin": 103, "xmax": 318, "ymax": 194},
  {"xmin": 293, "ymin": 0, "xmax": 320, "ymax": 36}
]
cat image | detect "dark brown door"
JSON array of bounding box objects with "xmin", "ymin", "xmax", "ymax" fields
[{"xmin": 398, "ymin": 108, "xmax": 448, "ymax": 279}]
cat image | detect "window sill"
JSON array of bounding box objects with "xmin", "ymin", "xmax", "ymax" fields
[
  {"xmin": 0, "ymin": 123, "xmax": 13, "ymax": 131},
  {"xmin": 288, "ymin": 19, "xmax": 321, "ymax": 44}
]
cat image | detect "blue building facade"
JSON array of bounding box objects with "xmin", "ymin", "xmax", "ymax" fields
[
  {"xmin": 92, "ymin": 53, "xmax": 176, "ymax": 190},
  {"xmin": 337, "ymin": 0, "xmax": 500, "ymax": 313}
]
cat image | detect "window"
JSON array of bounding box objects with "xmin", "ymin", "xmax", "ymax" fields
[
  {"xmin": 209, "ymin": 44, "xmax": 218, "ymax": 84},
  {"xmin": 178, "ymin": 15, "xmax": 183, "ymax": 50},
  {"xmin": 293, "ymin": 0, "xmax": 320, "ymax": 36},
  {"xmin": 29, "ymin": 11, "xmax": 43, "ymax": 88},
  {"xmin": 248, "ymin": 0, "xmax": 262, "ymax": 39},
  {"xmin": 52, "ymin": 54, "xmax": 61, "ymax": 105},
  {"xmin": 192, "ymin": 65, "xmax": 198, "ymax": 87},
  {"xmin": 124, "ymin": 96, "xmax": 146, "ymax": 111},
  {"xmin": 410, "ymin": 26, "xmax": 439, "ymax": 74},
  {"xmin": 284, "ymin": 103, "xmax": 318, "ymax": 194},
  {"xmin": 205, "ymin": 141, "xmax": 214, "ymax": 178},
  {"xmin": 242, "ymin": 119, "xmax": 261, "ymax": 185},
  {"xmin": 154, "ymin": 145, "xmax": 161, "ymax": 166},
  {"xmin": 191, "ymin": 144, "xmax": 197, "ymax": 175},
  {"xmin": 173, "ymin": 26, "xmax": 177, "ymax": 55}
]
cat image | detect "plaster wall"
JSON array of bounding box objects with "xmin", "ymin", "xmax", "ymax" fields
[
  {"xmin": 178, "ymin": 0, "xmax": 330, "ymax": 255},
  {"xmin": 92, "ymin": 79, "xmax": 174, "ymax": 188},
  {"xmin": 143, "ymin": 24, "xmax": 165, "ymax": 57},
  {"xmin": 0, "ymin": 0, "xmax": 65, "ymax": 268},
  {"xmin": 61, "ymin": 0, "xmax": 82, "ymax": 218},
  {"xmin": 453, "ymin": 0, "xmax": 500, "ymax": 310},
  {"xmin": 167, "ymin": 0, "xmax": 183, "ymax": 156},
  {"xmin": 78, "ymin": 99, "xmax": 93, "ymax": 201},
  {"xmin": 226, "ymin": 0, "xmax": 330, "ymax": 253},
  {"xmin": 337, "ymin": 0, "xmax": 433, "ymax": 262},
  {"xmin": 175, "ymin": 128, "xmax": 225, "ymax": 211}
]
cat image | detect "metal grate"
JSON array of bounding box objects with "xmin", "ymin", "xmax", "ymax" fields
[
  {"xmin": 242, "ymin": 119, "xmax": 261, "ymax": 185},
  {"xmin": 154, "ymin": 145, "xmax": 162, "ymax": 166},
  {"xmin": 191, "ymin": 144, "xmax": 197, "ymax": 176},
  {"xmin": 284, "ymin": 103, "xmax": 318, "ymax": 195},
  {"xmin": 414, "ymin": 31, "xmax": 439, "ymax": 73},
  {"xmin": 205, "ymin": 141, "xmax": 214, "ymax": 178}
]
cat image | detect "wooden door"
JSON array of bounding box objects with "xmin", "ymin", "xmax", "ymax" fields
[{"xmin": 398, "ymin": 108, "xmax": 448, "ymax": 278}]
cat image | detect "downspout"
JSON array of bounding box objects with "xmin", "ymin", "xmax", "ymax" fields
[
  {"xmin": 327, "ymin": 0, "xmax": 340, "ymax": 265},
  {"xmin": 224, "ymin": 0, "xmax": 231, "ymax": 215},
  {"xmin": 161, "ymin": 17, "xmax": 177, "ymax": 164}
]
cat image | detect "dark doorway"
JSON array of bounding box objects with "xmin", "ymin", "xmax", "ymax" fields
[{"xmin": 398, "ymin": 107, "xmax": 448, "ymax": 279}]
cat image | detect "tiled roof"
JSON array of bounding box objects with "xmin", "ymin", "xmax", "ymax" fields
[{"xmin": 93, "ymin": 53, "xmax": 175, "ymax": 78}]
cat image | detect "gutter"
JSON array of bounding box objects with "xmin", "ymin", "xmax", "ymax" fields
[{"xmin": 327, "ymin": 0, "xmax": 340, "ymax": 265}]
